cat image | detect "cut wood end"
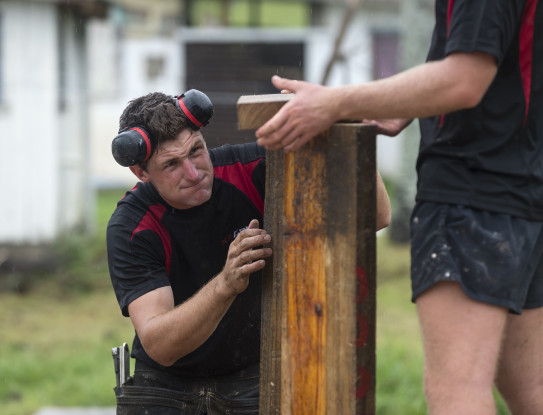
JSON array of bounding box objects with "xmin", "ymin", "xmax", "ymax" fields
[
  {"xmin": 237, "ymin": 94, "xmax": 293, "ymax": 105},
  {"xmin": 237, "ymin": 94, "xmax": 293, "ymax": 130}
]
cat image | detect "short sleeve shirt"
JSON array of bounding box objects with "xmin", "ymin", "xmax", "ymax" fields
[
  {"xmin": 107, "ymin": 143, "xmax": 266, "ymax": 377},
  {"xmin": 416, "ymin": 0, "xmax": 543, "ymax": 220}
]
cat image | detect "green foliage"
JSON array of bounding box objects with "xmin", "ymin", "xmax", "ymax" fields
[{"xmin": 191, "ymin": 0, "xmax": 309, "ymax": 27}]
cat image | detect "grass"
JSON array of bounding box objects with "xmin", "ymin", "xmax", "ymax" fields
[
  {"xmin": 0, "ymin": 189, "xmax": 510, "ymax": 414},
  {"xmin": 0, "ymin": 290, "xmax": 133, "ymax": 415},
  {"xmin": 0, "ymin": 188, "xmax": 131, "ymax": 415},
  {"xmin": 376, "ymin": 236, "xmax": 426, "ymax": 414}
]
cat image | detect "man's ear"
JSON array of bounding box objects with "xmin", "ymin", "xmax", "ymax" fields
[{"xmin": 129, "ymin": 165, "xmax": 151, "ymax": 182}]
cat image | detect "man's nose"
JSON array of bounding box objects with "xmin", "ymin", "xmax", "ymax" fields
[{"xmin": 183, "ymin": 160, "xmax": 199, "ymax": 180}]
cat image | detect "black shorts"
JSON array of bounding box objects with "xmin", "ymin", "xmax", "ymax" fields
[
  {"xmin": 410, "ymin": 202, "xmax": 543, "ymax": 314},
  {"xmin": 116, "ymin": 361, "xmax": 259, "ymax": 415}
]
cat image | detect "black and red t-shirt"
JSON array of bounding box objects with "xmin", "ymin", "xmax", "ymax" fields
[
  {"xmin": 417, "ymin": 0, "xmax": 543, "ymax": 220},
  {"xmin": 107, "ymin": 143, "xmax": 265, "ymax": 377}
]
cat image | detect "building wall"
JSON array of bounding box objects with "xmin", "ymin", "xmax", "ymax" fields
[
  {"xmin": 57, "ymin": 10, "xmax": 93, "ymax": 236},
  {"xmin": 111, "ymin": 0, "xmax": 181, "ymax": 37},
  {"xmin": 0, "ymin": 1, "xmax": 89, "ymax": 244},
  {"xmin": 0, "ymin": 2, "xmax": 60, "ymax": 244}
]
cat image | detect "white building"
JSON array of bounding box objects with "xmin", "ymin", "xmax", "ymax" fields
[{"xmin": 0, "ymin": 0, "xmax": 107, "ymax": 244}]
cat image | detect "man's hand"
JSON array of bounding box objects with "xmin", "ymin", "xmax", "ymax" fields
[
  {"xmin": 220, "ymin": 219, "xmax": 272, "ymax": 295},
  {"xmin": 362, "ymin": 118, "xmax": 413, "ymax": 137},
  {"xmin": 256, "ymin": 76, "xmax": 338, "ymax": 152}
]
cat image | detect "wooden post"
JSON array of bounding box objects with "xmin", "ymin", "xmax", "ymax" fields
[{"xmin": 237, "ymin": 95, "xmax": 376, "ymax": 415}]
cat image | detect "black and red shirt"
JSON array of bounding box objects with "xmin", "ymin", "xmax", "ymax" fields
[
  {"xmin": 417, "ymin": 0, "xmax": 543, "ymax": 220},
  {"xmin": 107, "ymin": 143, "xmax": 265, "ymax": 377}
]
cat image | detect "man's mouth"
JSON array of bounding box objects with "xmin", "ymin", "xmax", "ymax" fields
[{"xmin": 182, "ymin": 176, "xmax": 206, "ymax": 189}]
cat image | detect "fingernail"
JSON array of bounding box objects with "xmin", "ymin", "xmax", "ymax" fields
[{"xmin": 264, "ymin": 235, "xmax": 271, "ymax": 242}]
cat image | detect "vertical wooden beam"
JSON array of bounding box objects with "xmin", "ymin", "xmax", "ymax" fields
[
  {"xmin": 237, "ymin": 95, "xmax": 376, "ymax": 415},
  {"xmin": 260, "ymin": 147, "xmax": 284, "ymax": 414},
  {"xmin": 353, "ymin": 125, "xmax": 377, "ymax": 415}
]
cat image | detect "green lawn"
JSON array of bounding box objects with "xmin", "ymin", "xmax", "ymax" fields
[
  {"xmin": 0, "ymin": 190, "xmax": 510, "ymax": 414},
  {"xmin": 375, "ymin": 266, "xmax": 426, "ymax": 414}
]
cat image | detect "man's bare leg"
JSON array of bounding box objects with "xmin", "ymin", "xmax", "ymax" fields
[
  {"xmin": 416, "ymin": 282, "xmax": 508, "ymax": 415},
  {"xmin": 496, "ymin": 307, "xmax": 543, "ymax": 414}
]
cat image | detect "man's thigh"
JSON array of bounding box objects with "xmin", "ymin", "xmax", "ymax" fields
[
  {"xmin": 416, "ymin": 282, "xmax": 508, "ymax": 383},
  {"xmin": 496, "ymin": 307, "xmax": 543, "ymax": 411}
]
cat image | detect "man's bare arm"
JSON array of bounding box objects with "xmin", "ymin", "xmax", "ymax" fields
[
  {"xmin": 376, "ymin": 171, "xmax": 391, "ymax": 231},
  {"xmin": 256, "ymin": 52, "xmax": 498, "ymax": 152},
  {"xmin": 128, "ymin": 219, "xmax": 271, "ymax": 366}
]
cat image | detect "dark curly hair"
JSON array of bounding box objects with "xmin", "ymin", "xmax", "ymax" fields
[{"xmin": 119, "ymin": 92, "xmax": 192, "ymax": 154}]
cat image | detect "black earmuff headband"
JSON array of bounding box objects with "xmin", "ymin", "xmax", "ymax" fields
[
  {"xmin": 175, "ymin": 89, "xmax": 214, "ymax": 130},
  {"xmin": 111, "ymin": 89, "xmax": 214, "ymax": 167}
]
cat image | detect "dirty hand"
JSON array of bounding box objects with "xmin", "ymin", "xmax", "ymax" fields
[
  {"xmin": 256, "ymin": 76, "xmax": 338, "ymax": 152},
  {"xmin": 221, "ymin": 219, "xmax": 272, "ymax": 295}
]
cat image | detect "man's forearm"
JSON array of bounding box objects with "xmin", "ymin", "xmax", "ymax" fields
[
  {"xmin": 133, "ymin": 273, "xmax": 237, "ymax": 367},
  {"xmin": 256, "ymin": 52, "xmax": 497, "ymax": 152},
  {"xmin": 376, "ymin": 171, "xmax": 391, "ymax": 231},
  {"xmin": 336, "ymin": 52, "xmax": 497, "ymax": 122}
]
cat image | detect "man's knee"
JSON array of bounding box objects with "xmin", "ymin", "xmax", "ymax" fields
[
  {"xmin": 496, "ymin": 377, "xmax": 543, "ymax": 415},
  {"xmin": 424, "ymin": 365, "xmax": 494, "ymax": 396},
  {"xmin": 423, "ymin": 371, "xmax": 497, "ymax": 415}
]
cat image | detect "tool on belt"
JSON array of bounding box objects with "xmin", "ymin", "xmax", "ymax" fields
[{"xmin": 112, "ymin": 342, "xmax": 131, "ymax": 390}]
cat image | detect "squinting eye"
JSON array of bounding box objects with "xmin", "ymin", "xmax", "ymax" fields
[{"xmin": 190, "ymin": 146, "xmax": 203, "ymax": 156}]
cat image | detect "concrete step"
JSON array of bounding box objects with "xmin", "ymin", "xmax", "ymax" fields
[{"xmin": 34, "ymin": 408, "xmax": 115, "ymax": 415}]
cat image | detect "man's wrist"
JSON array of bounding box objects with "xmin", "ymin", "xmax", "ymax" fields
[{"xmin": 212, "ymin": 271, "xmax": 238, "ymax": 301}]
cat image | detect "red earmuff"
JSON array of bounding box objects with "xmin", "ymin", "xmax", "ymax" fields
[{"xmin": 112, "ymin": 90, "xmax": 214, "ymax": 167}]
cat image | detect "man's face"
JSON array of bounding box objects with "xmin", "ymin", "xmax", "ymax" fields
[{"xmin": 133, "ymin": 129, "xmax": 214, "ymax": 210}]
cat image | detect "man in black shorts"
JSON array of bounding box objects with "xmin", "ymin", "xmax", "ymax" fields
[
  {"xmin": 106, "ymin": 89, "xmax": 392, "ymax": 414},
  {"xmin": 255, "ymin": 1, "xmax": 543, "ymax": 414}
]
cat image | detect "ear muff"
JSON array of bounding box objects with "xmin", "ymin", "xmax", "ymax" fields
[
  {"xmin": 175, "ymin": 89, "xmax": 214, "ymax": 130},
  {"xmin": 112, "ymin": 90, "xmax": 214, "ymax": 167},
  {"xmin": 111, "ymin": 127, "xmax": 153, "ymax": 167}
]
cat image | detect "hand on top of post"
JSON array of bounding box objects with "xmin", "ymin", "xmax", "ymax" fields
[{"xmin": 256, "ymin": 75, "xmax": 338, "ymax": 152}]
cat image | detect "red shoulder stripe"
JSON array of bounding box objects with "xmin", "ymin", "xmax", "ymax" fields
[
  {"xmin": 519, "ymin": 0, "xmax": 538, "ymax": 125},
  {"xmin": 130, "ymin": 204, "xmax": 172, "ymax": 276},
  {"xmin": 213, "ymin": 159, "xmax": 264, "ymax": 216}
]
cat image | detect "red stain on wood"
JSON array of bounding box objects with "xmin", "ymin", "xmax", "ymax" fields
[
  {"xmin": 356, "ymin": 266, "xmax": 369, "ymax": 302},
  {"xmin": 356, "ymin": 366, "xmax": 372, "ymax": 399}
]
